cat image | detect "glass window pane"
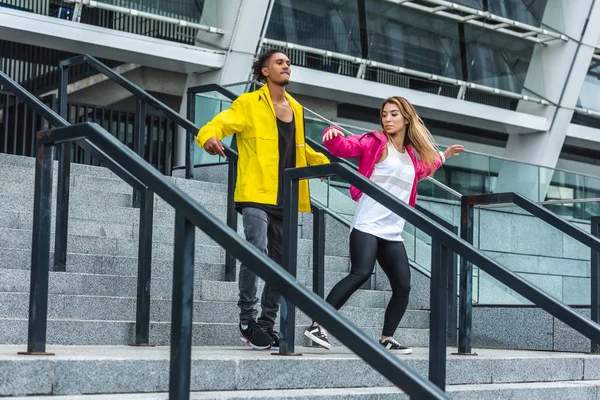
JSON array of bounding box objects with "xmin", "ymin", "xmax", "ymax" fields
[
  {"xmin": 463, "ymin": 25, "xmax": 537, "ymax": 92},
  {"xmin": 365, "ymin": 0, "xmax": 462, "ymax": 80},
  {"xmin": 578, "ymin": 61, "xmax": 600, "ymax": 112},
  {"xmin": 266, "ymin": 0, "xmax": 362, "ymax": 57}
]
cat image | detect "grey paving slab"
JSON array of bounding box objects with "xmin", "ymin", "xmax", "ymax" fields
[
  {"xmin": 471, "ymin": 307, "xmax": 554, "ymax": 351},
  {"xmin": 0, "ymin": 359, "xmax": 55, "ymax": 396}
]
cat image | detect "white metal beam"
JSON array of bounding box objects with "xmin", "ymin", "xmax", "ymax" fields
[
  {"xmin": 288, "ymin": 66, "xmax": 549, "ymax": 135},
  {"xmin": 64, "ymin": 0, "xmax": 224, "ymax": 34},
  {"xmin": 385, "ymin": 0, "xmax": 567, "ymax": 44},
  {"xmin": 0, "ymin": 7, "xmax": 226, "ymax": 74},
  {"xmin": 262, "ymin": 38, "xmax": 549, "ymax": 106}
]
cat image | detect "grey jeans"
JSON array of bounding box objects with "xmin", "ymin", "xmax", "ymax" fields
[{"xmin": 238, "ymin": 207, "xmax": 283, "ymax": 328}]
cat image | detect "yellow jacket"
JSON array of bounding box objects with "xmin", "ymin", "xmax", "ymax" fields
[{"xmin": 196, "ymin": 85, "xmax": 329, "ymax": 212}]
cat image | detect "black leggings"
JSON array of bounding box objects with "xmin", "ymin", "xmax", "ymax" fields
[{"xmin": 325, "ymin": 229, "xmax": 411, "ymax": 337}]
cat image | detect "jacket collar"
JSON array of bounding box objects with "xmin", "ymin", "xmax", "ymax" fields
[{"xmin": 257, "ymin": 84, "xmax": 302, "ymax": 117}]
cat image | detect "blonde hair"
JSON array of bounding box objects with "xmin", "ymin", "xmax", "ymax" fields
[{"xmin": 380, "ymin": 96, "xmax": 439, "ymax": 170}]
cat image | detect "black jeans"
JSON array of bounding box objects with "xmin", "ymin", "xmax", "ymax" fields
[{"xmin": 325, "ymin": 229, "xmax": 411, "ymax": 337}]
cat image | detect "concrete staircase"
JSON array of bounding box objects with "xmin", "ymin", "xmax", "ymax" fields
[
  {"xmin": 1, "ymin": 153, "xmax": 600, "ymax": 399},
  {"xmin": 0, "ymin": 153, "xmax": 428, "ymax": 348}
]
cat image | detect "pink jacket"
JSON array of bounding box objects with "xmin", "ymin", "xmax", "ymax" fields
[{"xmin": 323, "ymin": 129, "xmax": 443, "ymax": 206}]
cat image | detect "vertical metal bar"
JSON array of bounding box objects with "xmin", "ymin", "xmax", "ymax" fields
[
  {"xmin": 312, "ymin": 206, "xmax": 325, "ymax": 298},
  {"xmin": 21, "ymin": 105, "xmax": 28, "ymax": 156},
  {"xmin": 22, "ymin": 142, "xmax": 55, "ymax": 355},
  {"xmin": 2, "ymin": 94, "xmax": 9, "ymax": 154},
  {"xmin": 224, "ymin": 159, "xmax": 238, "ymax": 282},
  {"xmin": 428, "ymin": 239, "xmax": 448, "ymax": 391},
  {"xmin": 132, "ymin": 99, "xmax": 146, "ymax": 208},
  {"xmin": 135, "ymin": 187, "xmax": 154, "ymax": 345},
  {"xmin": 147, "ymin": 115, "xmax": 154, "ymax": 166},
  {"xmin": 169, "ymin": 212, "xmax": 195, "ymax": 399},
  {"xmin": 53, "ymin": 66, "xmax": 71, "ymax": 272},
  {"xmin": 447, "ymin": 225, "xmax": 459, "ymax": 345},
  {"xmin": 157, "ymin": 120, "xmax": 164, "ymax": 174},
  {"xmin": 458, "ymin": 198, "xmax": 474, "ymax": 354},
  {"xmin": 592, "ymin": 216, "xmax": 600, "ymax": 353},
  {"xmin": 280, "ymin": 171, "xmax": 299, "ymax": 354},
  {"xmin": 185, "ymin": 90, "xmax": 195, "ymax": 179},
  {"xmin": 12, "ymin": 94, "xmax": 18, "ymax": 154}
]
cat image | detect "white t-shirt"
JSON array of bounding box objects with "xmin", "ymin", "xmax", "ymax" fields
[{"xmin": 351, "ymin": 143, "xmax": 415, "ymax": 241}]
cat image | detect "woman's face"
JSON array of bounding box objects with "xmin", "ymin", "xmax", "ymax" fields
[{"xmin": 381, "ymin": 102, "xmax": 407, "ymax": 136}]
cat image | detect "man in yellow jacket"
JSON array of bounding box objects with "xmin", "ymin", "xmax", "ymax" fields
[{"xmin": 196, "ymin": 49, "xmax": 329, "ymax": 350}]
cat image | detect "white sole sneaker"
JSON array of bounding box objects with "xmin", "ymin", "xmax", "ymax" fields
[
  {"xmin": 303, "ymin": 329, "xmax": 331, "ymax": 350},
  {"xmin": 240, "ymin": 334, "xmax": 271, "ymax": 350},
  {"xmin": 391, "ymin": 348, "xmax": 412, "ymax": 355}
]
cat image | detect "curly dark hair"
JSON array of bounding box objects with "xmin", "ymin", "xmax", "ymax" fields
[{"xmin": 251, "ymin": 49, "xmax": 286, "ymax": 82}]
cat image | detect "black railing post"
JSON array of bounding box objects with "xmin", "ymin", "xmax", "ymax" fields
[
  {"xmin": 592, "ymin": 216, "xmax": 600, "ymax": 353},
  {"xmin": 447, "ymin": 225, "xmax": 459, "ymax": 345},
  {"xmin": 53, "ymin": 65, "xmax": 70, "ymax": 272},
  {"xmin": 457, "ymin": 197, "xmax": 475, "ymax": 354},
  {"xmin": 312, "ymin": 206, "xmax": 326, "ymax": 298},
  {"xmin": 429, "ymin": 239, "xmax": 448, "ymax": 391},
  {"xmin": 132, "ymin": 98, "xmax": 146, "ymax": 208},
  {"xmin": 225, "ymin": 158, "xmax": 238, "ymax": 281},
  {"xmin": 134, "ymin": 187, "xmax": 154, "ymax": 345},
  {"xmin": 185, "ymin": 90, "xmax": 195, "ymax": 180},
  {"xmin": 19, "ymin": 141, "xmax": 55, "ymax": 355},
  {"xmin": 169, "ymin": 212, "xmax": 195, "ymax": 399},
  {"xmin": 280, "ymin": 169, "xmax": 300, "ymax": 355}
]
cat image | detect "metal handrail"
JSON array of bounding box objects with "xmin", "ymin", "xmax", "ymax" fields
[
  {"xmin": 58, "ymin": 56, "xmax": 237, "ymax": 158},
  {"xmin": 57, "ymin": 55, "xmax": 239, "ymax": 281},
  {"xmin": 0, "ymin": 70, "xmax": 155, "ymax": 346},
  {"xmin": 64, "ymin": 0, "xmax": 224, "ymax": 34},
  {"xmin": 186, "ymin": 82, "xmax": 463, "ymax": 200},
  {"xmin": 478, "ymin": 196, "xmax": 600, "ymax": 209},
  {"xmin": 282, "ymin": 163, "xmax": 600, "ymax": 391},
  {"xmin": 31, "ymin": 121, "xmax": 450, "ymax": 400},
  {"xmin": 459, "ymin": 192, "xmax": 600, "ymax": 354}
]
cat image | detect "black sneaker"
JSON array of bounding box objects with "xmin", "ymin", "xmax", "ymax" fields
[
  {"xmin": 239, "ymin": 321, "xmax": 272, "ymax": 350},
  {"xmin": 303, "ymin": 324, "xmax": 331, "ymax": 349},
  {"xmin": 266, "ymin": 328, "xmax": 280, "ymax": 351},
  {"xmin": 256, "ymin": 317, "xmax": 279, "ymax": 351},
  {"xmin": 380, "ymin": 337, "xmax": 412, "ymax": 354}
]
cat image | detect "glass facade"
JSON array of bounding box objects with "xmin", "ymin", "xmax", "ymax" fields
[
  {"xmin": 577, "ymin": 59, "xmax": 600, "ymax": 112},
  {"xmin": 453, "ymin": 0, "xmax": 549, "ymax": 27},
  {"xmin": 266, "ymin": 0, "xmax": 362, "ymax": 57},
  {"xmin": 266, "ymin": 0, "xmax": 546, "ymax": 95}
]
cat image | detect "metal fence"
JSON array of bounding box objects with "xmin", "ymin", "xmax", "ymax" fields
[{"xmin": 0, "ymin": 90, "xmax": 176, "ymax": 174}]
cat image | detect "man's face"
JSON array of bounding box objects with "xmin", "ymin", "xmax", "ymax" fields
[{"xmin": 262, "ymin": 52, "xmax": 291, "ymax": 86}]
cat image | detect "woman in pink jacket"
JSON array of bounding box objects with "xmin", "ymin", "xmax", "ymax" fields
[{"xmin": 304, "ymin": 96, "xmax": 464, "ymax": 353}]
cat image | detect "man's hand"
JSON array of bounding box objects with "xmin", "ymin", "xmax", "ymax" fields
[
  {"xmin": 443, "ymin": 144, "xmax": 465, "ymax": 160},
  {"xmin": 323, "ymin": 128, "xmax": 345, "ymax": 142},
  {"xmin": 204, "ymin": 137, "xmax": 226, "ymax": 158}
]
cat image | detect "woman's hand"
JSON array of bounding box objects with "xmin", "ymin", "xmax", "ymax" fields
[
  {"xmin": 323, "ymin": 127, "xmax": 345, "ymax": 142},
  {"xmin": 443, "ymin": 144, "xmax": 465, "ymax": 160}
]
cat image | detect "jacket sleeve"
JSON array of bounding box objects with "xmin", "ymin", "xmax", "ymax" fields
[
  {"xmin": 415, "ymin": 151, "xmax": 445, "ymax": 181},
  {"xmin": 196, "ymin": 97, "xmax": 247, "ymax": 148},
  {"xmin": 305, "ymin": 144, "xmax": 330, "ymax": 166},
  {"xmin": 322, "ymin": 127, "xmax": 365, "ymax": 158}
]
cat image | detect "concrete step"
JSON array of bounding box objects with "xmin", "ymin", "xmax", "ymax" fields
[
  {"xmin": 2, "ymin": 345, "xmax": 600, "ymax": 396},
  {"xmin": 0, "ymin": 267, "xmax": 378, "ymax": 305},
  {"xmin": 0, "ymin": 319, "xmax": 428, "ymax": 347},
  {"xmin": 0, "ymin": 247, "xmax": 348, "ymax": 279},
  {"xmin": 0, "ymin": 266, "xmax": 368, "ymax": 298},
  {"xmin": 0, "ymin": 219, "xmax": 318, "ymax": 256},
  {"xmin": 9, "ymin": 381, "xmax": 600, "ymax": 400},
  {"xmin": 0, "ymin": 155, "xmax": 123, "ymax": 179},
  {"xmin": 0, "ymin": 292, "xmax": 428, "ymax": 328}
]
